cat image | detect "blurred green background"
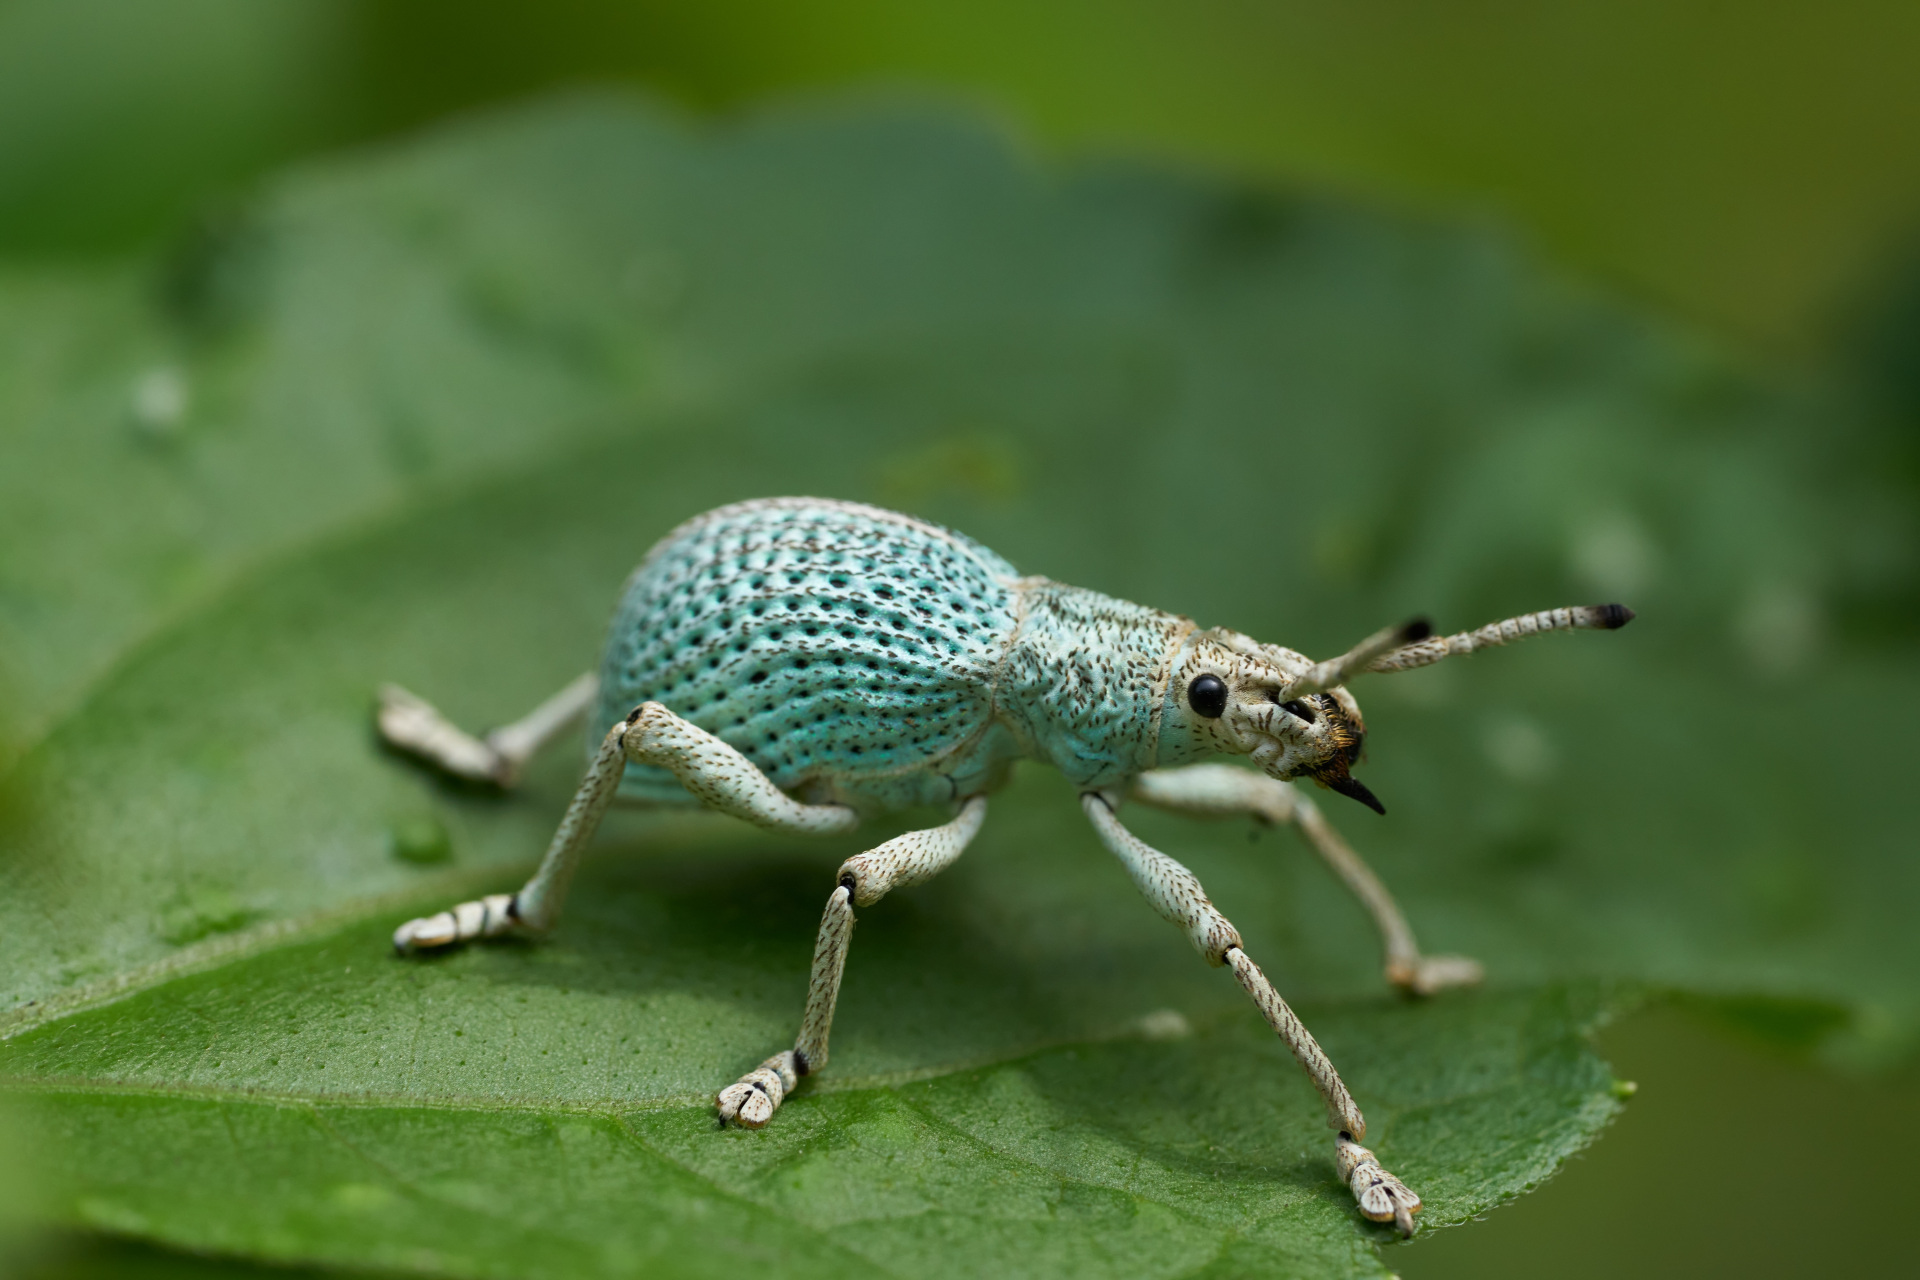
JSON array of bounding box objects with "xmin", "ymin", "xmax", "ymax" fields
[
  {"xmin": 4, "ymin": 2, "xmax": 1919, "ymax": 1277},
  {"xmin": 9, "ymin": 0, "xmax": 1920, "ymax": 354}
]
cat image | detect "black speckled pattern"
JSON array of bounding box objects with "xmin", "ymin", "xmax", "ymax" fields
[{"xmin": 595, "ymin": 498, "xmax": 1021, "ymax": 807}]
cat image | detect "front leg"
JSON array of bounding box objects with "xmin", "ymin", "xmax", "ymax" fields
[
  {"xmin": 1084, "ymin": 791, "xmax": 1422, "ymax": 1235},
  {"xmin": 1133, "ymin": 764, "xmax": 1481, "ymax": 995},
  {"xmin": 717, "ymin": 795, "xmax": 988, "ymax": 1127}
]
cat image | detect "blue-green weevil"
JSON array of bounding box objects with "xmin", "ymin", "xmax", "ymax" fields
[{"xmin": 380, "ymin": 496, "xmax": 1633, "ymax": 1234}]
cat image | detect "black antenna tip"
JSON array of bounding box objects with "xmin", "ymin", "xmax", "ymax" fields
[
  {"xmin": 1400, "ymin": 617, "xmax": 1434, "ymax": 644},
  {"xmin": 1327, "ymin": 773, "xmax": 1387, "ymax": 815},
  {"xmin": 1596, "ymin": 603, "xmax": 1636, "ymax": 630}
]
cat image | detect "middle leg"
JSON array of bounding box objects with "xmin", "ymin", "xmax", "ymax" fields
[
  {"xmin": 1132, "ymin": 763, "xmax": 1481, "ymax": 995},
  {"xmin": 1083, "ymin": 790, "xmax": 1422, "ymax": 1235},
  {"xmin": 715, "ymin": 795, "xmax": 989, "ymax": 1128}
]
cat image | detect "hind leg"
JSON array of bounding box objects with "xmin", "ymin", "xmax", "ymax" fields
[
  {"xmin": 378, "ymin": 672, "xmax": 599, "ymax": 788},
  {"xmin": 390, "ymin": 702, "xmax": 859, "ymax": 950}
]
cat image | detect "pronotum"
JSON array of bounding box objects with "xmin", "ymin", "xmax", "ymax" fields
[{"xmin": 381, "ymin": 496, "xmax": 1633, "ymax": 1236}]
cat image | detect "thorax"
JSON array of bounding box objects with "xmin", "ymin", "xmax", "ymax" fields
[{"xmin": 994, "ymin": 582, "xmax": 1191, "ymax": 789}]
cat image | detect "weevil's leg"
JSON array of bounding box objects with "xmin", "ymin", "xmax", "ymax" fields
[
  {"xmin": 391, "ymin": 714, "xmax": 626, "ymax": 951},
  {"xmin": 1289, "ymin": 791, "xmax": 1482, "ymax": 995},
  {"xmin": 377, "ymin": 672, "xmax": 599, "ymax": 788},
  {"xmin": 717, "ymin": 795, "xmax": 988, "ymax": 1129},
  {"xmin": 393, "ymin": 702, "xmax": 860, "ymax": 951},
  {"xmin": 1083, "ymin": 790, "xmax": 1421, "ymax": 1235},
  {"xmin": 1132, "ymin": 764, "xmax": 1482, "ymax": 996}
]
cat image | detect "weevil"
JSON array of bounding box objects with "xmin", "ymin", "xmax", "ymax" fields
[{"xmin": 380, "ymin": 497, "xmax": 1633, "ymax": 1235}]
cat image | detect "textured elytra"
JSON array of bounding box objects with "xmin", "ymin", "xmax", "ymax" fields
[{"xmin": 597, "ymin": 497, "xmax": 1025, "ymax": 811}]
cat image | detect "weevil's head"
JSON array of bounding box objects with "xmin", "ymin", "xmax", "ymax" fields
[
  {"xmin": 1161, "ymin": 628, "xmax": 1387, "ymax": 813},
  {"xmin": 1156, "ymin": 603, "xmax": 1635, "ymax": 814}
]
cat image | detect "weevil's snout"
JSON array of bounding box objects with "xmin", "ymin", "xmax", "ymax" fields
[{"xmin": 1270, "ymin": 691, "xmax": 1386, "ymax": 814}]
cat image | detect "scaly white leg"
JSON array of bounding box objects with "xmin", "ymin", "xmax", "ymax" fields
[
  {"xmin": 1083, "ymin": 790, "xmax": 1421, "ymax": 1235},
  {"xmin": 1133, "ymin": 764, "xmax": 1482, "ymax": 995},
  {"xmin": 392, "ymin": 702, "xmax": 860, "ymax": 951},
  {"xmin": 716, "ymin": 795, "xmax": 988, "ymax": 1128},
  {"xmin": 377, "ymin": 672, "xmax": 599, "ymax": 787}
]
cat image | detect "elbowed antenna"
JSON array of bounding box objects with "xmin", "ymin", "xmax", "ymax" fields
[
  {"xmin": 1366, "ymin": 604, "xmax": 1634, "ymax": 674},
  {"xmin": 1281, "ymin": 618, "xmax": 1434, "ymax": 700}
]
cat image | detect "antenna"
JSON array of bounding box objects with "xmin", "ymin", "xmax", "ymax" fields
[
  {"xmin": 1282, "ymin": 618, "xmax": 1434, "ymax": 699},
  {"xmin": 1366, "ymin": 604, "xmax": 1633, "ymax": 674}
]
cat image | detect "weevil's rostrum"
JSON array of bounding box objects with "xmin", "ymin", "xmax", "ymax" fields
[{"xmin": 378, "ymin": 496, "xmax": 1634, "ymax": 1238}]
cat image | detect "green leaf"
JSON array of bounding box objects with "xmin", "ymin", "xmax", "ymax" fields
[
  {"xmin": 1, "ymin": 95, "xmax": 1913, "ymax": 1277},
  {"xmin": 10, "ymin": 914, "xmax": 1621, "ymax": 1279}
]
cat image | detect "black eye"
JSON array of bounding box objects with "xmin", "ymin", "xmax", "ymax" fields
[
  {"xmin": 1280, "ymin": 699, "xmax": 1317, "ymax": 724},
  {"xmin": 1188, "ymin": 674, "xmax": 1228, "ymax": 718}
]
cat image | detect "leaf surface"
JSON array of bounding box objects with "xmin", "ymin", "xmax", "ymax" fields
[{"xmin": 2, "ymin": 95, "xmax": 1913, "ymax": 1277}]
